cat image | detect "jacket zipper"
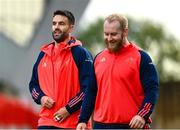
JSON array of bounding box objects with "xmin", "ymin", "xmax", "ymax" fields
[{"xmin": 51, "ymin": 53, "xmax": 55, "ymax": 98}]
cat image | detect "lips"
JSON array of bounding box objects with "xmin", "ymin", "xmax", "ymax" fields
[
  {"xmin": 54, "ymin": 31, "xmax": 60, "ymax": 35},
  {"xmin": 109, "ymin": 42, "xmax": 116, "ymax": 46},
  {"xmin": 54, "ymin": 29, "xmax": 62, "ymax": 34}
]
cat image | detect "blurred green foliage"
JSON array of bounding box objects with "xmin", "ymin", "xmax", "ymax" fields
[
  {"xmin": 0, "ymin": 80, "xmax": 19, "ymax": 96},
  {"xmin": 77, "ymin": 17, "xmax": 180, "ymax": 82}
]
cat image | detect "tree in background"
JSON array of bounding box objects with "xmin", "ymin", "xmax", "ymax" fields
[{"xmin": 77, "ymin": 17, "xmax": 180, "ymax": 82}]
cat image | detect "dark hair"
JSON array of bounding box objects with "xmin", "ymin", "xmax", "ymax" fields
[{"xmin": 53, "ymin": 10, "xmax": 75, "ymax": 25}]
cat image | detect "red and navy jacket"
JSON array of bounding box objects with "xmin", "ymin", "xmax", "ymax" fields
[
  {"xmin": 79, "ymin": 43, "xmax": 159, "ymax": 125},
  {"xmin": 29, "ymin": 37, "xmax": 94, "ymax": 128}
]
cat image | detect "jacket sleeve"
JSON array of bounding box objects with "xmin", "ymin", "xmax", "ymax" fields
[
  {"xmin": 29, "ymin": 51, "xmax": 46, "ymax": 105},
  {"xmin": 138, "ymin": 50, "xmax": 159, "ymax": 120},
  {"xmin": 78, "ymin": 52, "xmax": 102, "ymax": 124},
  {"xmin": 78, "ymin": 61, "xmax": 97, "ymax": 124},
  {"xmin": 65, "ymin": 46, "xmax": 94, "ymax": 114}
]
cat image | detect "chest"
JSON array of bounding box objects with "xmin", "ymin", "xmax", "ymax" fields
[
  {"xmin": 39, "ymin": 51, "xmax": 74, "ymax": 74},
  {"xmin": 95, "ymin": 52, "xmax": 140, "ymax": 80}
]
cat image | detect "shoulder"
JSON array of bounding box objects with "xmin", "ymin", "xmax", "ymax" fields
[
  {"xmin": 94, "ymin": 49, "xmax": 108, "ymax": 61},
  {"xmin": 138, "ymin": 50, "xmax": 153, "ymax": 62},
  {"xmin": 34, "ymin": 51, "xmax": 45, "ymax": 65},
  {"xmin": 71, "ymin": 46, "xmax": 93, "ymax": 67},
  {"xmin": 71, "ymin": 45, "xmax": 92, "ymax": 58},
  {"xmin": 130, "ymin": 42, "xmax": 151, "ymax": 60},
  {"xmin": 40, "ymin": 42, "xmax": 54, "ymax": 48},
  {"xmin": 72, "ymin": 45, "xmax": 89, "ymax": 53},
  {"xmin": 39, "ymin": 51, "xmax": 45, "ymax": 56}
]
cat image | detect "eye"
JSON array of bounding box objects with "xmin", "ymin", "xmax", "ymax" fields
[
  {"xmin": 59, "ymin": 22, "xmax": 65, "ymax": 25},
  {"xmin": 111, "ymin": 33, "xmax": 118, "ymax": 36},
  {"xmin": 52, "ymin": 21, "xmax": 56, "ymax": 25},
  {"xmin": 104, "ymin": 32, "xmax": 109, "ymax": 36}
]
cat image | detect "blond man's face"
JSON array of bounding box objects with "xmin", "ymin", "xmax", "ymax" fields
[{"xmin": 103, "ymin": 20, "xmax": 124, "ymax": 52}]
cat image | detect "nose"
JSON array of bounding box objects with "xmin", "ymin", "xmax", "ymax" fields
[
  {"xmin": 107, "ymin": 35, "xmax": 113, "ymax": 41},
  {"xmin": 53, "ymin": 25, "xmax": 61, "ymax": 32},
  {"xmin": 54, "ymin": 23, "xmax": 59, "ymax": 29}
]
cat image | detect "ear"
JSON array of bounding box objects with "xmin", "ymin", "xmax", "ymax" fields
[
  {"xmin": 123, "ymin": 28, "xmax": 128, "ymax": 36},
  {"xmin": 69, "ymin": 25, "xmax": 74, "ymax": 33}
]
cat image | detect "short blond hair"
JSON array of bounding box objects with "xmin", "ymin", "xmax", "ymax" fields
[{"xmin": 105, "ymin": 14, "xmax": 128, "ymax": 30}]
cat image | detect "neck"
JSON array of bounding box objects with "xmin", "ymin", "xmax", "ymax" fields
[
  {"xmin": 122, "ymin": 38, "xmax": 130, "ymax": 47},
  {"xmin": 111, "ymin": 39, "xmax": 130, "ymax": 54},
  {"xmin": 55, "ymin": 35, "xmax": 71, "ymax": 47}
]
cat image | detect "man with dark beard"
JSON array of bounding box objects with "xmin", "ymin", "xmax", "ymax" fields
[
  {"xmin": 77, "ymin": 14, "xmax": 159, "ymax": 129},
  {"xmin": 29, "ymin": 10, "xmax": 94, "ymax": 129}
]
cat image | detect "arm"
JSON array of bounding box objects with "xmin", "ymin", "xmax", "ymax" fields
[
  {"xmin": 77, "ymin": 68, "xmax": 97, "ymax": 130},
  {"xmin": 53, "ymin": 46, "xmax": 95, "ymax": 122},
  {"xmin": 29, "ymin": 51, "xmax": 55, "ymax": 108},
  {"xmin": 65, "ymin": 46, "xmax": 95, "ymax": 114},
  {"xmin": 77, "ymin": 54, "xmax": 98, "ymax": 129},
  {"xmin": 130, "ymin": 50, "xmax": 159, "ymax": 129},
  {"xmin": 138, "ymin": 50, "xmax": 159, "ymax": 120},
  {"xmin": 29, "ymin": 51, "xmax": 46, "ymax": 104}
]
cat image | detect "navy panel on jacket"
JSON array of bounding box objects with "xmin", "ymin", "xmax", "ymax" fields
[
  {"xmin": 65, "ymin": 45, "xmax": 94, "ymax": 114},
  {"xmin": 29, "ymin": 51, "xmax": 46, "ymax": 104},
  {"xmin": 139, "ymin": 50, "xmax": 159, "ymax": 119}
]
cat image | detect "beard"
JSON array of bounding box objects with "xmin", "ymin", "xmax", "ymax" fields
[
  {"xmin": 105, "ymin": 34, "xmax": 125, "ymax": 53},
  {"xmin": 106, "ymin": 40, "xmax": 123, "ymax": 53},
  {"xmin": 52, "ymin": 30, "xmax": 68, "ymax": 43}
]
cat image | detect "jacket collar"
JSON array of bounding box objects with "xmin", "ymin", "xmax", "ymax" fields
[{"xmin": 40, "ymin": 37, "xmax": 82, "ymax": 56}]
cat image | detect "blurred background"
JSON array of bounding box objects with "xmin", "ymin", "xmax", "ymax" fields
[{"xmin": 0, "ymin": 0, "xmax": 180, "ymax": 129}]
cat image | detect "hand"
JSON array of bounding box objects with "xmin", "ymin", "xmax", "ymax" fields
[
  {"xmin": 129, "ymin": 115, "xmax": 145, "ymax": 129},
  {"xmin": 41, "ymin": 96, "xmax": 55, "ymax": 109},
  {"xmin": 76, "ymin": 123, "xmax": 87, "ymax": 130},
  {"xmin": 53, "ymin": 107, "xmax": 70, "ymax": 122}
]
